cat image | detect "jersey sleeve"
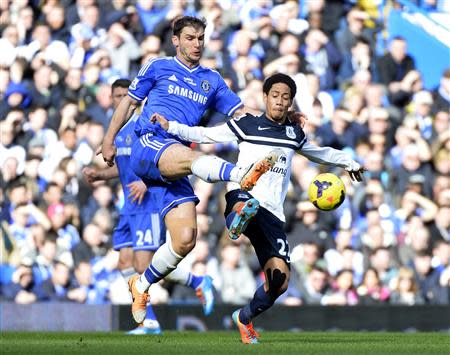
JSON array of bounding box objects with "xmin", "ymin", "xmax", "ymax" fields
[
  {"xmin": 298, "ymin": 140, "xmax": 359, "ymax": 170},
  {"xmin": 168, "ymin": 121, "xmax": 238, "ymax": 143},
  {"xmin": 212, "ymin": 75, "xmax": 243, "ymax": 116},
  {"xmin": 128, "ymin": 59, "xmax": 157, "ymax": 102}
]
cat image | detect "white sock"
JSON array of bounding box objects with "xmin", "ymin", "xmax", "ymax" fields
[
  {"xmin": 135, "ymin": 241, "xmax": 184, "ymax": 294},
  {"xmin": 191, "ymin": 155, "xmax": 236, "ymax": 183},
  {"xmin": 165, "ymin": 264, "xmax": 191, "ymax": 285}
]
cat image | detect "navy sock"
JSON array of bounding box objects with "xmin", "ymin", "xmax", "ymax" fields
[
  {"xmin": 239, "ymin": 285, "xmax": 274, "ymax": 325},
  {"xmin": 225, "ymin": 211, "xmax": 236, "ymax": 229}
]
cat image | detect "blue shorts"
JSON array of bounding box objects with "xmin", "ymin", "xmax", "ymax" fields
[
  {"xmin": 130, "ymin": 132, "xmax": 199, "ymax": 219},
  {"xmin": 224, "ymin": 189, "xmax": 290, "ymax": 268},
  {"xmin": 112, "ymin": 212, "xmax": 166, "ymax": 251}
]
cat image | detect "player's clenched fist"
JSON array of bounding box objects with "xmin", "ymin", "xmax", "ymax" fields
[{"xmin": 101, "ymin": 141, "xmax": 116, "ymax": 166}]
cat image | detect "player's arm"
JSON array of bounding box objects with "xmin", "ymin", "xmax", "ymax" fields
[
  {"xmin": 299, "ymin": 141, "xmax": 365, "ymax": 181},
  {"xmin": 101, "ymin": 96, "xmax": 139, "ymax": 166},
  {"xmin": 82, "ymin": 166, "xmax": 119, "ymax": 184},
  {"xmin": 151, "ymin": 113, "xmax": 238, "ymax": 143}
]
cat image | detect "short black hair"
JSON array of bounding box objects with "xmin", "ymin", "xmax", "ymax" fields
[
  {"xmin": 112, "ymin": 79, "xmax": 131, "ymax": 91},
  {"xmin": 172, "ymin": 16, "xmax": 207, "ymax": 37},
  {"xmin": 263, "ymin": 73, "xmax": 297, "ymax": 100}
]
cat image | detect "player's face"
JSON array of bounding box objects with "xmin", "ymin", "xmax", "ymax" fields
[
  {"xmin": 264, "ymin": 83, "xmax": 292, "ymax": 123},
  {"xmin": 173, "ymin": 26, "xmax": 205, "ymax": 67},
  {"xmin": 111, "ymin": 87, "xmax": 128, "ymax": 110}
]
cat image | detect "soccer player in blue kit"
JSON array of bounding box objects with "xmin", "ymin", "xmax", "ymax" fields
[
  {"xmin": 84, "ymin": 79, "xmax": 214, "ymax": 334},
  {"xmin": 100, "ymin": 16, "xmax": 291, "ymax": 324},
  {"xmin": 152, "ymin": 73, "xmax": 365, "ymax": 343}
]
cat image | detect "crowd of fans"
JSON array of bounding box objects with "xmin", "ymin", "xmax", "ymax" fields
[{"xmin": 0, "ymin": 0, "xmax": 448, "ymax": 307}]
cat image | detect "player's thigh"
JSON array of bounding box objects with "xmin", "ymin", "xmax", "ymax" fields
[
  {"xmin": 158, "ymin": 143, "xmax": 203, "ymax": 180},
  {"xmin": 164, "ymin": 201, "xmax": 197, "ymax": 254},
  {"xmin": 133, "ymin": 250, "xmax": 154, "ymax": 274}
]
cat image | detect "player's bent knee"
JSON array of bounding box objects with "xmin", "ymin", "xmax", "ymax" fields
[
  {"xmin": 266, "ymin": 267, "xmax": 289, "ymax": 300},
  {"xmin": 118, "ymin": 248, "xmax": 133, "ymax": 270},
  {"xmin": 171, "ymin": 228, "xmax": 197, "ymax": 256}
]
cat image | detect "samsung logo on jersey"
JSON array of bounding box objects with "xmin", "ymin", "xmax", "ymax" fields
[
  {"xmin": 116, "ymin": 147, "xmax": 132, "ymax": 156},
  {"xmin": 168, "ymin": 85, "xmax": 207, "ymax": 104}
]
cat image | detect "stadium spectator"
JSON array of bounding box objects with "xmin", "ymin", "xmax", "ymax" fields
[
  {"xmin": 357, "ymin": 267, "xmax": 390, "ymax": 304},
  {"xmin": 218, "ymin": 243, "xmax": 256, "ymax": 304},
  {"xmin": 297, "ymin": 266, "xmax": 329, "ymax": 305},
  {"xmin": 390, "ymin": 267, "xmax": 424, "ymax": 305}
]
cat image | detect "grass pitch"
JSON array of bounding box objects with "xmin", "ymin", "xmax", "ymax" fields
[{"xmin": 1, "ymin": 331, "xmax": 449, "ymax": 354}]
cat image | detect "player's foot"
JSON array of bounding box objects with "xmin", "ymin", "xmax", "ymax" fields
[
  {"xmin": 128, "ymin": 274, "xmax": 149, "ymax": 323},
  {"xmin": 239, "ymin": 149, "xmax": 281, "ymax": 191},
  {"xmin": 126, "ymin": 324, "xmax": 162, "ymax": 335},
  {"xmin": 232, "ymin": 309, "xmax": 260, "ymax": 344},
  {"xmin": 228, "ymin": 198, "xmax": 259, "ymax": 240},
  {"xmin": 195, "ymin": 275, "xmax": 215, "ymax": 316}
]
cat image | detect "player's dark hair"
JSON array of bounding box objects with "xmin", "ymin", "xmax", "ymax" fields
[
  {"xmin": 172, "ymin": 16, "xmax": 207, "ymax": 37},
  {"xmin": 263, "ymin": 73, "xmax": 297, "ymax": 100},
  {"xmin": 112, "ymin": 79, "xmax": 131, "ymax": 91}
]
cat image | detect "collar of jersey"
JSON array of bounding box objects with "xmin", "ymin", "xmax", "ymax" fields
[
  {"xmin": 174, "ymin": 56, "xmax": 200, "ymax": 73},
  {"xmin": 260, "ymin": 114, "xmax": 293, "ymax": 128}
]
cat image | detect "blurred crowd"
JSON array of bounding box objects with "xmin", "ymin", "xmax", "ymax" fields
[{"xmin": 0, "ymin": 0, "xmax": 449, "ymax": 307}]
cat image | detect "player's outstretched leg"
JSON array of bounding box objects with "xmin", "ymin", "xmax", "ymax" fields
[
  {"xmin": 226, "ymin": 198, "xmax": 260, "ymax": 240},
  {"xmin": 232, "ymin": 309, "xmax": 260, "ymax": 344},
  {"xmin": 239, "ymin": 149, "xmax": 282, "ymax": 191},
  {"xmin": 190, "ymin": 149, "xmax": 281, "ymax": 191}
]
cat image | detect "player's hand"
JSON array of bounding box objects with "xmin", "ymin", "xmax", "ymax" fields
[
  {"xmin": 346, "ymin": 162, "xmax": 366, "ymax": 182},
  {"xmin": 127, "ymin": 180, "xmax": 147, "ymax": 204},
  {"xmin": 150, "ymin": 113, "xmax": 169, "ymax": 131},
  {"xmin": 82, "ymin": 167, "xmax": 99, "ymax": 185},
  {"xmin": 101, "ymin": 141, "xmax": 116, "ymax": 167},
  {"xmin": 288, "ymin": 111, "xmax": 308, "ymax": 128}
]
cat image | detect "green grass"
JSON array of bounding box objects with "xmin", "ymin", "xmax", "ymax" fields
[{"xmin": 1, "ymin": 331, "xmax": 449, "ymax": 354}]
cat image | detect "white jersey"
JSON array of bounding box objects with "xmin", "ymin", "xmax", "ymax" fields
[{"xmin": 168, "ymin": 113, "xmax": 359, "ymax": 222}]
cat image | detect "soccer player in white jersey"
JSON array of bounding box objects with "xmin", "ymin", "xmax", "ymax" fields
[
  {"xmin": 152, "ymin": 73, "xmax": 365, "ymax": 344},
  {"xmin": 100, "ymin": 17, "xmax": 305, "ymax": 324}
]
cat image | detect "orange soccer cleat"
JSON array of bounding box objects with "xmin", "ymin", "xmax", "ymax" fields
[
  {"xmin": 239, "ymin": 150, "xmax": 281, "ymax": 191},
  {"xmin": 232, "ymin": 309, "xmax": 260, "ymax": 344},
  {"xmin": 128, "ymin": 274, "xmax": 149, "ymax": 324}
]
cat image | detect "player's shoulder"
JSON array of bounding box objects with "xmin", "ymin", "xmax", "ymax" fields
[
  {"xmin": 227, "ymin": 112, "xmax": 261, "ymax": 131},
  {"xmin": 139, "ymin": 56, "xmax": 173, "ymax": 74}
]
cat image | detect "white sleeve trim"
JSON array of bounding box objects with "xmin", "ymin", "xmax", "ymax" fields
[
  {"xmin": 299, "ymin": 140, "xmax": 358, "ymax": 170},
  {"xmin": 168, "ymin": 121, "xmax": 238, "ymax": 143},
  {"xmin": 227, "ymin": 101, "xmax": 243, "ymax": 116},
  {"xmin": 128, "ymin": 92, "xmax": 144, "ymax": 102}
]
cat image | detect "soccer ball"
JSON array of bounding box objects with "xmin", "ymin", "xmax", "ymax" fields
[{"xmin": 308, "ymin": 173, "xmax": 346, "ymax": 211}]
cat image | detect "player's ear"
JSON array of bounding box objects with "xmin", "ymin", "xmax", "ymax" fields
[{"xmin": 172, "ymin": 35, "xmax": 179, "ymax": 48}]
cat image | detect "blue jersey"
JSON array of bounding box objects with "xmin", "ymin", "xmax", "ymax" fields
[
  {"xmin": 128, "ymin": 56, "xmax": 242, "ymax": 140},
  {"xmin": 114, "ymin": 115, "xmax": 154, "ymax": 215}
]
